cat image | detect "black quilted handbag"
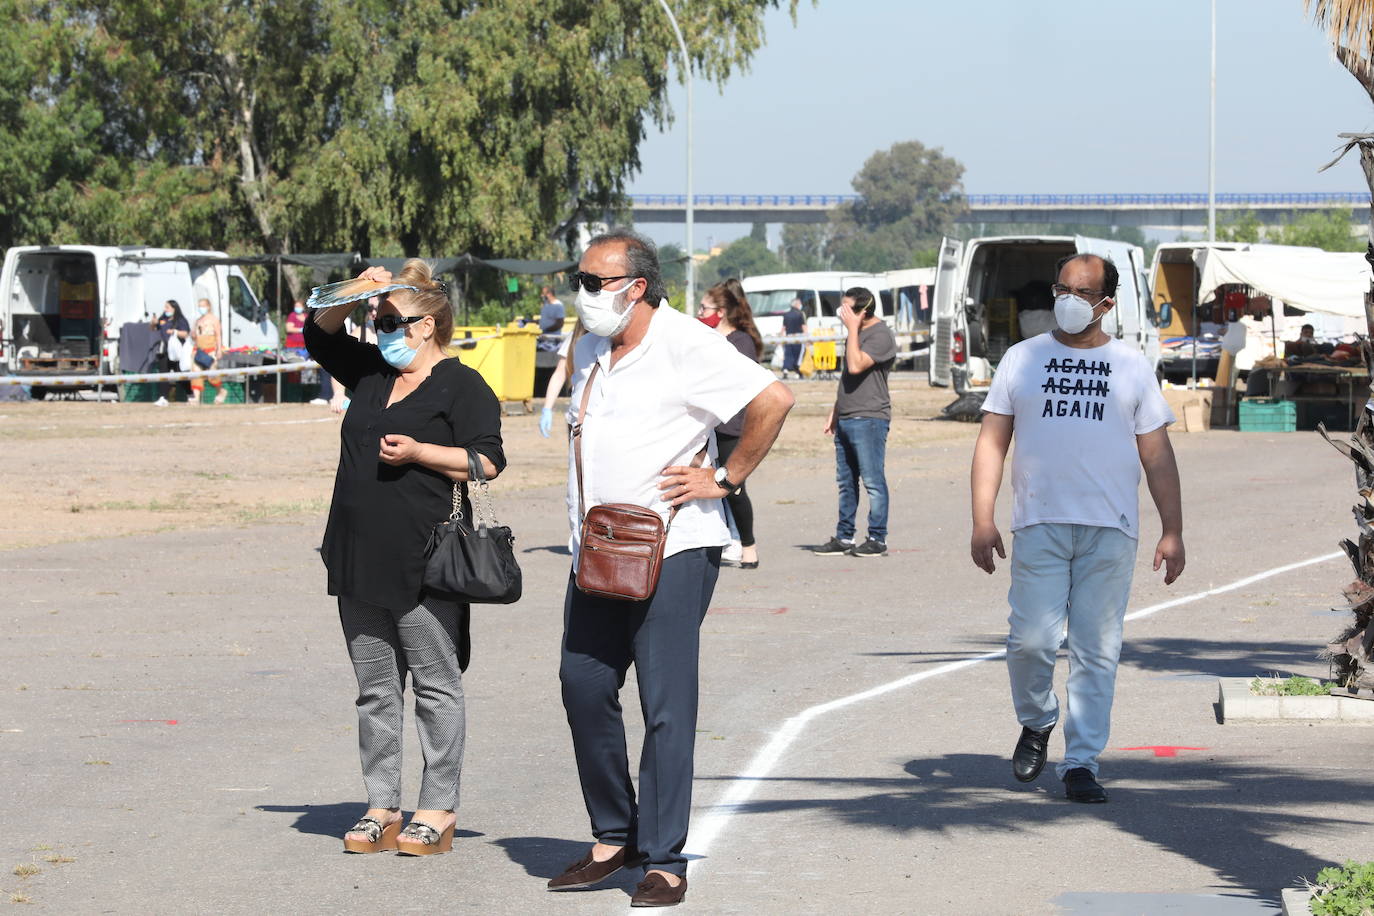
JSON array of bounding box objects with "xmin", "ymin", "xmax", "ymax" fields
[{"xmin": 423, "ymin": 447, "xmax": 522, "ymax": 604}]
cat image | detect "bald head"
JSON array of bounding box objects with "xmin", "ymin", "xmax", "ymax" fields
[{"xmin": 1055, "ymin": 253, "xmax": 1118, "ymax": 302}]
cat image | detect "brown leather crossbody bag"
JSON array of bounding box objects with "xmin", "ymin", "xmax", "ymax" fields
[{"xmin": 572, "ymin": 362, "xmax": 704, "ymax": 601}]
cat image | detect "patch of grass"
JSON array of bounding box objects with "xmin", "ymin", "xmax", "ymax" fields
[
  {"xmin": 42, "ymin": 856, "xmax": 73, "ymax": 865},
  {"xmin": 83, "ymin": 760, "xmax": 109, "ymax": 766},
  {"xmin": 11, "ymin": 864, "xmax": 39, "ymax": 878},
  {"xmin": 231, "ymin": 498, "xmax": 328, "ymax": 524},
  {"xmin": 10, "ymin": 892, "xmax": 31, "ymax": 903},
  {"xmin": 1250, "ymin": 675, "xmax": 1332, "ymax": 696},
  {"xmin": 1308, "ymin": 860, "xmax": 1374, "ymax": 915},
  {"xmin": 90, "ymin": 499, "xmax": 182, "ymax": 513}
]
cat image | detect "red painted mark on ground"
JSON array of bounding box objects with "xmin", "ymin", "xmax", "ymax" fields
[
  {"xmin": 1118, "ymin": 746, "xmax": 1206, "ymax": 757},
  {"xmin": 708, "ymin": 607, "xmax": 788, "ymax": 616},
  {"xmin": 119, "ymin": 719, "xmax": 179, "ymax": 725}
]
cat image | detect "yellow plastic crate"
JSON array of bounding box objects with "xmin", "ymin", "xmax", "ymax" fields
[{"xmin": 451, "ymin": 324, "xmax": 539, "ymax": 402}]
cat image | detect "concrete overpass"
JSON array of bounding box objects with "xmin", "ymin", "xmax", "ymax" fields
[{"xmin": 628, "ymin": 191, "xmax": 1370, "ymax": 232}]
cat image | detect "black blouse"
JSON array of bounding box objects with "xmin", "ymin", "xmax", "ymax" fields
[{"xmin": 306, "ymin": 316, "xmax": 506, "ymax": 626}]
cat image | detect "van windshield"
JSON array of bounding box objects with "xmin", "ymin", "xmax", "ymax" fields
[{"xmin": 748, "ymin": 289, "xmax": 811, "ymax": 317}]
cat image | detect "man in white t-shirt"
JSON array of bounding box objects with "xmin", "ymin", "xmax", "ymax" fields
[
  {"xmin": 546, "ymin": 229, "xmax": 794, "ymax": 906},
  {"xmin": 970, "ymin": 253, "xmax": 1185, "ymax": 805}
]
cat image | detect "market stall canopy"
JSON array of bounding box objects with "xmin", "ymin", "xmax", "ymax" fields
[
  {"xmin": 1196, "ymin": 247, "xmax": 1372, "ymax": 319},
  {"xmin": 362, "ymin": 255, "xmax": 575, "ymax": 275},
  {"xmin": 118, "ymin": 252, "xmax": 363, "ymax": 271}
]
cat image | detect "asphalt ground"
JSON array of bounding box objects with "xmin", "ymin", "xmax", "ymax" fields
[{"xmin": 3, "ymin": 392, "xmax": 1373, "ymax": 915}]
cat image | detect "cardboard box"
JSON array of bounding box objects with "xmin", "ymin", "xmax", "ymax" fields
[{"xmin": 1161, "ymin": 387, "xmax": 1238, "ymax": 432}]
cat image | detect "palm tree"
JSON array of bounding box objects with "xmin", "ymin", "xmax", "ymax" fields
[
  {"xmin": 1308, "ymin": 0, "xmax": 1374, "ymax": 243},
  {"xmin": 1307, "ymin": 1, "xmax": 1374, "ymax": 696}
]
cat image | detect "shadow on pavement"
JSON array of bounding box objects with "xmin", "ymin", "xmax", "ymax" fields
[
  {"xmin": 702, "ymin": 753, "xmax": 1359, "ymax": 894},
  {"xmin": 256, "ymin": 803, "xmax": 483, "ymax": 840},
  {"xmin": 523, "ymin": 544, "xmax": 572, "ymax": 556},
  {"xmin": 860, "ymin": 636, "xmax": 1327, "ymax": 679},
  {"xmin": 1119, "ymin": 637, "xmax": 1327, "ymax": 678},
  {"xmin": 493, "ymin": 836, "xmax": 642, "ymax": 896}
]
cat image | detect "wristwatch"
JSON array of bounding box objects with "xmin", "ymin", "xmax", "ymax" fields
[{"xmin": 714, "ymin": 466, "xmax": 741, "ymax": 495}]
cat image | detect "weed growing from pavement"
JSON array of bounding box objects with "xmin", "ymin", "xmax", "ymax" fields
[
  {"xmin": 1307, "ymin": 860, "xmax": 1374, "ymax": 915},
  {"xmin": 1251, "ymin": 675, "xmax": 1333, "ymax": 696},
  {"xmin": 11, "ymin": 865, "xmax": 38, "ymax": 878}
]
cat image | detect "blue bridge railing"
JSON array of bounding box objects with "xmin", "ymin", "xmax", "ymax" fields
[{"xmin": 629, "ymin": 192, "xmax": 1369, "ymax": 208}]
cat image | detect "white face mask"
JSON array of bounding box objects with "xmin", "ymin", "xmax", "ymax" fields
[
  {"xmin": 1053, "ymin": 293, "xmax": 1102, "ymax": 335},
  {"xmin": 574, "ymin": 283, "xmax": 636, "ymax": 338}
]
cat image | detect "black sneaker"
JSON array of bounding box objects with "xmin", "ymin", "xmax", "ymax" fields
[
  {"xmin": 1063, "ymin": 767, "xmax": 1108, "ymax": 803},
  {"xmin": 848, "ymin": 539, "xmax": 888, "ymax": 557},
  {"xmin": 812, "ymin": 537, "xmax": 854, "ymax": 556}
]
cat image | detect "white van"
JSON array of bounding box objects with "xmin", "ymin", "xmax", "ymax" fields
[
  {"xmin": 2, "ymin": 245, "xmax": 279, "ymax": 386},
  {"xmin": 929, "ymin": 235, "xmax": 1160, "ymax": 392},
  {"xmin": 740, "ymin": 270, "xmax": 887, "ymax": 349}
]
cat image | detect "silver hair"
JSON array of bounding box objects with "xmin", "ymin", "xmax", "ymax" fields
[{"xmin": 586, "ymin": 227, "xmax": 667, "ymax": 306}]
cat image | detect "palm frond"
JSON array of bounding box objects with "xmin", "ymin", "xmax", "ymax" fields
[{"xmin": 1308, "ymin": 0, "xmax": 1374, "ymax": 65}]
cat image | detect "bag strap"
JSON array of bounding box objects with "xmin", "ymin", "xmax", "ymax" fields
[
  {"xmin": 572, "ymin": 360, "xmax": 706, "ymax": 528},
  {"xmin": 572, "ymin": 362, "xmax": 600, "ymax": 523},
  {"xmin": 463, "ymin": 447, "xmax": 499, "ymax": 528}
]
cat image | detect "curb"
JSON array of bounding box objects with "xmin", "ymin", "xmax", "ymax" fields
[
  {"xmin": 1280, "ymin": 887, "xmax": 1312, "ymax": 916},
  {"xmin": 1218, "ymin": 678, "xmax": 1374, "ymax": 724}
]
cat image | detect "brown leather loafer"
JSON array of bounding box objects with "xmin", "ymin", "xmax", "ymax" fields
[
  {"xmin": 630, "ymin": 872, "xmax": 687, "ymax": 907},
  {"xmin": 547, "ymin": 845, "xmax": 629, "ymax": 890}
]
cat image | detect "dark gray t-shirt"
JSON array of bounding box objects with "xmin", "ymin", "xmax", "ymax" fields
[{"xmin": 836, "ymin": 321, "xmax": 898, "ymax": 420}]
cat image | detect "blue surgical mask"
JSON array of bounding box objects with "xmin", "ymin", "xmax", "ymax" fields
[{"xmin": 378, "ymin": 328, "xmax": 417, "ymax": 368}]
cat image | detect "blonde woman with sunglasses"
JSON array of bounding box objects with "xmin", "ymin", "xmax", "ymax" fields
[{"xmin": 306, "ymin": 261, "xmax": 506, "ymax": 857}]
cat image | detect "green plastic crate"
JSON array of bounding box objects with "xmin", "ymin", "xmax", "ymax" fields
[
  {"xmin": 1238, "ymin": 397, "xmax": 1296, "ymax": 432},
  {"xmin": 283, "ymin": 381, "xmax": 320, "ymax": 402},
  {"xmin": 120, "ymin": 372, "xmax": 158, "ymax": 402},
  {"xmin": 199, "ymin": 380, "xmax": 245, "ymax": 404}
]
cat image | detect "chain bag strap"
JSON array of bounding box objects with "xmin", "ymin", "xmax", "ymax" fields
[{"xmin": 421, "ymin": 446, "xmax": 523, "ymax": 605}]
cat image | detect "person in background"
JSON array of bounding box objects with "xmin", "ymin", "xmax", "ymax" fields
[
  {"xmin": 189, "ymin": 298, "xmax": 228, "ymax": 405},
  {"xmin": 781, "ymin": 295, "xmax": 807, "ymax": 379},
  {"xmin": 306, "ymin": 260, "xmax": 506, "ymax": 857},
  {"xmin": 538, "ymin": 320, "xmax": 583, "ymax": 438},
  {"xmin": 1286, "ymin": 323, "xmax": 1319, "ymax": 358},
  {"xmin": 815, "ymin": 287, "xmax": 897, "ymax": 558},
  {"xmin": 539, "ymin": 286, "xmax": 566, "ymax": 334},
  {"xmin": 970, "ymin": 253, "xmax": 1184, "ymax": 805},
  {"xmin": 699, "ymin": 280, "xmax": 766, "ymax": 569},
  {"xmin": 286, "ymin": 298, "xmax": 341, "ymax": 408},
  {"xmin": 285, "ymin": 300, "xmax": 308, "ymax": 350},
  {"xmin": 538, "ymin": 285, "xmax": 566, "ymax": 352},
  {"xmin": 153, "ymin": 299, "xmax": 190, "ymax": 403}
]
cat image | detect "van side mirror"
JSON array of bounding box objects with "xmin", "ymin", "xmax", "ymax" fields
[{"xmin": 1157, "ymin": 302, "xmax": 1172, "ymax": 328}]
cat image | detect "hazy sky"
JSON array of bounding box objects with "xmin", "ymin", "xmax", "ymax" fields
[{"xmin": 630, "ymin": 0, "xmax": 1372, "ymax": 248}]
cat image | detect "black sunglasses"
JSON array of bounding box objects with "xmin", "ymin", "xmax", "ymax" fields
[
  {"xmin": 376, "ymin": 314, "xmax": 426, "ymax": 334},
  {"xmin": 570, "ymin": 271, "xmax": 636, "ymax": 294}
]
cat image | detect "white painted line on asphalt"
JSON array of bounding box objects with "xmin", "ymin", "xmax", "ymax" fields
[
  {"xmin": 685, "ymin": 549, "xmax": 1345, "ymax": 868},
  {"xmin": 0, "ymin": 567, "xmax": 81, "ymax": 572}
]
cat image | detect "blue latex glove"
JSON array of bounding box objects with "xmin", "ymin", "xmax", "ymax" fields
[{"xmin": 539, "ymin": 406, "xmax": 554, "ymax": 438}]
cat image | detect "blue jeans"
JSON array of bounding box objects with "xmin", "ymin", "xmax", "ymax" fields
[
  {"xmin": 1005, "ymin": 523, "xmax": 1137, "ymax": 779},
  {"xmin": 834, "ymin": 416, "xmax": 889, "ymax": 543},
  {"xmin": 783, "ymin": 343, "xmax": 802, "ymax": 372}
]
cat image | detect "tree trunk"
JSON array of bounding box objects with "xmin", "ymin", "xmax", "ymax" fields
[{"xmin": 223, "ymin": 50, "xmax": 303, "ymax": 302}]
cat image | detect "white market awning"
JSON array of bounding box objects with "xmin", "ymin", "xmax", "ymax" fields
[{"xmin": 1195, "ymin": 247, "xmax": 1371, "ymax": 319}]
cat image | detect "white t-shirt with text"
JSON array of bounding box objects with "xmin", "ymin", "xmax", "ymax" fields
[{"xmin": 981, "ymin": 334, "xmax": 1174, "ymax": 538}]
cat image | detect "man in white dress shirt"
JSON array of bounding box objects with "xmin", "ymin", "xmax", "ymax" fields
[{"xmin": 546, "ymin": 229, "xmax": 794, "ymax": 907}]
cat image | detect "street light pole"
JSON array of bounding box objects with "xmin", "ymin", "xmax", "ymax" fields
[
  {"xmin": 1208, "ymin": 0, "xmax": 1216, "ymax": 241},
  {"xmin": 656, "ymin": 0, "xmax": 693, "ymax": 310}
]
